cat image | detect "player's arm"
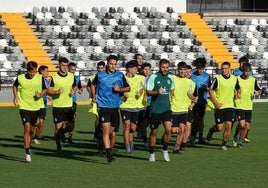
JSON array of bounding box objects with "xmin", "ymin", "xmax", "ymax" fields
[
  {"xmin": 113, "ymin": 76, "xmax": 130, "ymax": 93},
  {"xmin": 209, "ymin": 78, "xmax": 221, "ymax": 109},
  {"xmin": 90, "ymin": 74, "xmax": 98, "ymax": 102},
  {"xmin": 254, "ymin": 80, "xmax": 262, "ymax": 96},
  {"xmin": 12, "ymin": 78, "xmax": 19, "ymax": 106},
  {"xmin": 46, "ymin": 78, "xmax": 63, "ymax": 95}
]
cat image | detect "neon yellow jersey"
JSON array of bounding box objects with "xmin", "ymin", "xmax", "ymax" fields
[
  {"xmin": 17, "ymin": 74, "xmax": 44, "ymax": 111},
  {"xmin": 52, "ymin": 73, "xmax": 74, "ymax": 108},
  {"xmin": 235, "ymin": 76, "xmax": 255, "ymax": 110},
  {"xmin": 120, "ymin": 74, "xmax": 145, "ymax": 109},
  {"xmin": 186, "ymin": 79, "xmax": 196, "ymax": 106},
  {"xmin": 171, "ymin": 76, "xmax": 193, "ymax": 112},
  {"xmin": 215, "ymin": 74, "xmax": 237, "ymax": 109},
  {"xmin": 89, "ymin": 74, "xmax": 96, "ymax": 83}
]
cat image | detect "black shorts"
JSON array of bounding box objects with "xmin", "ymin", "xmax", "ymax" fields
[
  {"xmin": 98, "ymin": 107, "xmax": 120, "ymax": 132},
  {"xmin": 38, "ymin": 108, "xmax": 47, "ymax": 120},
  {"xmin": 236, "ymin": 109, "xmax": 252, "ymax": 123},
  {"xmin": 52, "ymin": 107, "xmax": 74, "ymax": 124},
  {"xmin": 120, "ymin": 110, "xmax": 139, "ymax": 125},
  {"xmin": 187, "ymin": 110, "xmax": 193, "ymax": 123},
  {"xmin": 193, "ymin": 104, "xmax": 206, "ymax": 116},
  {"xmin": 214, "ymin": 108, "xmax": 235, "ymax": 124},
  {"xmin": 172, "ymin": 113, "xmax": 188, "ymax": 127},
  {"xmin": 72, "ymin": 102, "xmax": 77, "ymax": 115},
  {"xmin": 150, "ymin": 110, "xmax": 172, "ymax": 129},
  {"xmin": 138, "ymin": 108, "xmax": 150, "ymax": 127},
  {"xmin": 19, "ymin": 109, "xmax": 39, "ymax": 126}
]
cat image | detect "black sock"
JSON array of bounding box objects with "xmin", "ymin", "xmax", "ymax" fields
[
  {"xmin": 34, "ymin": 135, "xmax": 39, "ymax": 139},
  {"xmin": 149, "ymin": 146, "xmax": 155, "ymax": 154},
  {"xmin": 163, "ymin": 142, "xmax": 168, "ymax": 150},
  {"xmin": 56, "ymin": 142, "xmax": 61, "ymax": 149},
  {"xmin": 198, "ymin": 133, "xmax": 203, "ymax": 140},
  {"xmin": 234, "ymin": 126, "xmax": 240, "ymax": 138},
  {"xmin": 181, "ymin": 142, "xmax": 186, "ymax": 147},
  {"xmin": 245, "ymin": 129, "xmax": 249, "ymax": 138},
  {"xmin": 222, "ymin": 140, "xmax": 227, "ymax": 146},
  {"xmin": 25, "ymin": 148, "xmax": 30, "ymax": 154},
  {"xmin": 106, "ymin": 148, "xmax": 112, "ymax": 158}
]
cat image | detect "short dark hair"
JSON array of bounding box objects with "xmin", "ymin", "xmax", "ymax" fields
[
  {"xmin": 27, "ymin": 61, "xmax": 38, "ymax": 71},
  {"xmin": 59, "ymin": 57, "xmax": 69, "ymax": 64},
  {"xmin": 38, "ymin": 65, "xmax": 48, "ymax": 74},
  {"xmin": 134, "ymin": 53, "xmax": 143, "ymax": 59},
  {"xmin": 239, "ymin": 56, "xmax": 249, "ymax": 64},
  {"xmin": 97, "ymin": 61, "xmax": 105, "ymax": 67},
  {"xmin": 186, "ymin": 65, "xmax": 192, "ymax": 70},
  {"xmin": 193, "ymin": 57, "xmax": 206, "ymax": 68},
  {"xmin": 177, "ymin": 61, "xmax": 187, "ymax": 69},
  {"xmin": 68, "ymin": 62, "xmax": 77, "ymax": 68},
  {"xmin": 159, "ymin": 59, "xmax": 170, "ymax": 66},
  {"xmin": 125, "ymin": 60, "xmax": 138, "ymax": 69},
  {"xmin": 242, "ymin": 62, "xmax": 251, "ymax": 71},
  {"xmin": 141, "ymin": 62, "xmax": 151, "ymax": 70},
  {"xmin": 107, "ymin": 54, "xmax": 118, "ymax": 62},
  {"xmin": 221, "ymin": 61, "xmax": 231, "ymax": 67}
]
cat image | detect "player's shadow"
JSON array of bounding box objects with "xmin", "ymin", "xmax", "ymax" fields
[{"xmin": 0, "ymin": 153, "xmax": 25, "ymax": 163}]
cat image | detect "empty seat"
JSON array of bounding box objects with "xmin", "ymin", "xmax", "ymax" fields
[
  {"xmin": 77, "ymin": 61, "xmax": 86, "ymax": 69},
  {"xmin": 62, "ymin": 25, "xmax": 71, "ymax": 33},
  {"xmin": 263, "ymin": 52, "xmax": 268, "ymax": 59},
  {"xmin": 76, "ymin": 46, "xmax": 85, "ymax": 54},
  {"xmin": 53, "ymin": 25, "xmax": 62, "ymax": 32},
  {"xmin": 231, "ymin": 45, "xmax": 240, "ymax": 53},
  {"xmin": 0, "ymin": 54, "xmax": 7, "ymax": 62}
]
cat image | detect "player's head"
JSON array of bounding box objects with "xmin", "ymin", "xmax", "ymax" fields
[
  {"xmin": 125, "ymin": 60, "xmax": 138, "ymax": 75},
  {"xmin": 38, "ymin": 65, "xmax": 48, "ymax": 78},
  {"xmin": 159, "ymin": 59, "xmax": 170, "ymax": 76},
  {"xmin": 193, "ymin": 57, "xmax": 206, "ymax": 74},
  {"xmin": 177, "ymin": 61, "xmax": 187, "ymax": 77},
  {"xmin": 141, "ymin": 62, "xmax": 152, "ymax": 77},
  {"xmin": 238, "ymin": 56, "xmax": 249, "ymax": 67},
  {"xmin": 242, "ymin": 62, "xmax": 252, "ymax": 78},
  {"xmin": 68, "ymin": 62, "xmax": 77, "ymax": 74},
  {"xmin": 27, "ymin": 61, "xmax": 38, "ymax": 78},
  {"xmin": 58, "ymin": 57, "xmax": 69, "ymax": 74},
  {"xmin": 106, "ymin": 54, "xmax": 118, "ymax": 73},
  {"xmin": 97, "ymin": 61, "xmax": 105, "ymax": 72}
]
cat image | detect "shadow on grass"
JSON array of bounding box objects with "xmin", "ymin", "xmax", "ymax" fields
[{"xmin": 0, "ymin": 153, "xmax": 25, "ymax": 163}]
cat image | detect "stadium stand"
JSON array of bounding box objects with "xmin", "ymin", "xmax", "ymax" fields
[{"xmin": 0, "ymin": 7, "xmax": 268, "ymax": 89}]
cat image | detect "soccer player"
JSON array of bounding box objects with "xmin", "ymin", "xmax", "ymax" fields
[
  {"xmin": 90, "ymin": 55, "xmax": 130, "ymax": 163},
  {"xmin": 233, "ymin": 56, "xmax": 253, "ymax": 77},
  {"xmin": 147, "ymin": 59, "xmax": 174, "ymax": 162},
  {"xmin": 32, "ymin": 65, "xmax": 51, "ymax": 145},
  {"xmin": 137, "ymin": 62, "xmax": 152, "ymax": 147},
  {"xmin": 134, "ymin": 53, "xmax": 143, "ymax": 74},
  {"xmin": 232, "ymin": 56, "xmax": 254, "ymax": 144},
  {"xmin": 120, "ymin": 60, "xmax": 146, "ymax": 154},
  {"xmin": 86, "ymin": 61, "xmax": 105, "ymax": 141},
  {"xmin": 183, "ymin": 65, "xmax": 198, "ymax": 149},
  {"xmin": 47, "ymin": 57, "xmax": 77, "ymax": 153},
  {"xmin": 234, "ymin": 62, "xmax": 261, "ymax": 148},
  {"xmin": 13, "ymin": 61, "xmax": 47, "ymax": 162},
  {"xmin": 86, "ymin": 61, "xmax": 105, "ymax": 155},
  {"xmin": 206, "ymin": 61, "xmax": 240, "ymax": 150},
  {"xmin": 190, "ymin": 57, "xmax": 211, "ymax": 146},
  {"xmin": 170, "ymin": 62, "xmax": 197, "ymax": 153},
  {"xmin": 67, "ymin": 62, "xmax": 83, "ymax": 143}
]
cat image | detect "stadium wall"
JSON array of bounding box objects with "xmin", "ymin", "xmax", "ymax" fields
[{"xmin": 0, "ymin": 0, "xmax": 187, "ymax": 13}]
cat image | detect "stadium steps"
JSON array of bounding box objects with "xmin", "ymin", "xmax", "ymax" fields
[
  {"xmin": 0, "ymin": 13, "xmax": 56, "ymax": 71},
  {"xmin": 180, "ymin": 13, "xmax": 239, "ymax": 68}
]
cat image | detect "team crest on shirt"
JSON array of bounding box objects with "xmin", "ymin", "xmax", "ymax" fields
[{"xmin": 167, "ymin": 80, "xmax": 171, "ymax": 85}]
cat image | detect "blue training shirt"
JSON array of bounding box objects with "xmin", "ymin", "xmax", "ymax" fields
[
  {"xmin": 191, "ymin": 71, "xmax": 211, "ymax": 105},
  {"xmin": 95, "ymin": 70, "xmax": 126, "ymax": 108}
]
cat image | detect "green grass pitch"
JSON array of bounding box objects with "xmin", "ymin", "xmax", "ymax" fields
[{"xmin": 0, "ymin": 103, "xmax": 267, "ymax": 188}]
